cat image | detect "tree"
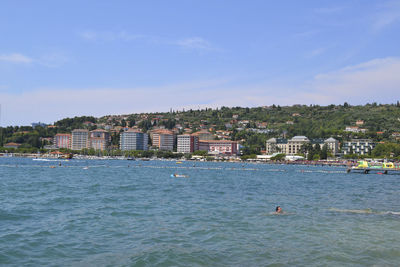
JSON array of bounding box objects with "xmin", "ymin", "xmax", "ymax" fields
[{"xmin": 320, "ymin": 144, "xmax": 328, "ymax": 160}]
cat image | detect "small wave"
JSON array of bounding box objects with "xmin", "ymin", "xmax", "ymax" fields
[
  {"xmin": 329, "ymin": 208, "xmax": 373, "ymax": 214},
  {"xmin": 265, "ymin": 212, "xmax": 294, "ymax": 216},
  {"xmin": 328, "ymin": 208, "xmax": 400, "ymax": 215},
  {"xmin": 32, "ymin": 159, "xmax": 61, "ymax": 162},
  {"xmin": 380, "ymin": 211, "xmax": 400, "ymax": 215}
]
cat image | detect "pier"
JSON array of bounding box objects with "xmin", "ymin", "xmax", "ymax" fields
[{"xmin": 347, "ymin": 167, "xmax": 400, "ymax": 174}]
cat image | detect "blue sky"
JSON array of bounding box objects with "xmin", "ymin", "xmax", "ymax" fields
[{"xmin": 1, "ymin": 0, "xmax": 400, "ymax": 126}]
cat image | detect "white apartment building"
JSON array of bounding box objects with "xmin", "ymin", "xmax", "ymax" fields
[{"xmin": 177, "ymin": 134, "xmax": 199, "ymax": 153}]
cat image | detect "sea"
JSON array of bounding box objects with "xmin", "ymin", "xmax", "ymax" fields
[{"xmin": 1, "ymin": 157, "xmax": 400, "ymax": 266}]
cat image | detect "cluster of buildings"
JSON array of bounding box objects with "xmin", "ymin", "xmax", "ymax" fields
[
  {"xmin": 265, "ymin": 136, "xmax": 376, "ymax": 156},
  {"xmin": 266, "ymin": 136, "xmax": 339, "ymax": 156},
  {"xmin": 52, "ymin": 128, "xmax": 239, "ymax": 156},
  {"xmin": 54, "ymin": 129, "xmax": 111, "ymax": 151}
]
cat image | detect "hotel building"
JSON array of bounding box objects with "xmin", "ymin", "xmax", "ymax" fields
[
  {"xmin": 266, "ymin": 136, "xmax": 339, "ymax": 156},
  {"xmin": 90, "ymin": 129, "xmax": 110, "ymax": 151},
  {"xmin": 177, "ymin": 134, "xmax": 199, "ymax": 153},
  {"xmin": 71, "ymin": 129, "xmax": 90, "ymax": 150},
  {"xmin": 199, "ymin": 140, "xmax": 238, "ymax": 155},
  {"xmin": 54, "ymin": 133, "xmax": 71, "ymax": 149},
  {"xmin": 120, "ymin": 129, "xmax": 149, "ymax": 151},
  {"xmin": 152, "ymin": 129, "xmax": 174, "ymax": 151},
  {"xmin": 342, "ymin": 139, "xmax": 375, "ymax": 155}
]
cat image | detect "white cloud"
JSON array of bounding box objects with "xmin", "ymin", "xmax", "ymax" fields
[
  {"xmin": 79, "ymin": 30, "xmax": 217, "ymax": 51},
  {"xmin": 372, "ymin": 1, "xmax": 400, "ymax": 31},
  {"xmin": 2, "ymin": 57, "xmax": 399, "ymax": 126},
  {"xmin": 307, "ymin": 57, "xmax": 400, "ymax": 103},
  {"xmin": 0, "ymin": 53, "xmax": 33, "ymax": 64},
  {"xmin": 0, "ymin": 52, "xmax": 69, "ymax": 68},
  {"xmin": 79, "ymin": 30, "xmax": 145, "ymax": 42},
  {"xmin": 175, "ymin": 37, "xmax": 215, "ymax": 50}
]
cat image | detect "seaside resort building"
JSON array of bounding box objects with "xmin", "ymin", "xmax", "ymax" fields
[
  {"xmin": 266, "ymin": 136, "xmax": 339, "ymax": 156},
  {"xmin": 120, "ymin": 129, "xmax": 149, "ymax": 151},
  {"xmin": 342, "ymin": 139, "xmax": 375, "ymax": 156},
  {"xmin": 89, "ymin": 129, "xmax": 110, "ymax": 151},
  {"xmin": 177, "ymin": 134, "xmax": 199, "ymax": 153},
  {"xmin": 54, "ymin": 133, "xmax": 71, "ymax": 149},
  {"xmin": 152, "ymin": 129, "xmax": 174, "ymax": 151},
  {"xmin": 199, "ymin": 140, "xmax": 238, "ymax": 155},
  {"xmin": 71, "ymin": 129, "xmax": 90, "ymax": 150}
]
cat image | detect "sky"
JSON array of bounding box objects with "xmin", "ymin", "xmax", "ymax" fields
[{"xmin": 1, "ymin": 0, "xmax": 400, "ymax": 126}]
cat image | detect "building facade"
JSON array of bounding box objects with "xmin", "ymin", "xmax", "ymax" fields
[
  {"xmin": 342, "ymin": 139, "xmax": 375, "ymax": 155},
  {"xmin": 120, "ymin": 130, "xmax": 148, "ymax": 151},
  {"xmin": 71, "ymin": 129, "xmax": 90, "ymax": 150},
  {"xmin": 324, "ymin": 137, "xmax": 339, "ymax": 156},
  {"xmin": 177, "ymin": 134, "xmax": 199, "ymax": 153},
  {"xmin": 287, "ymin": 136, "xmax": 310, "ymax": 155},
  {"xmin": 199, "ymin": 140, "xmax": 238, "ymax": 155},
  {"xmin": 152, "ymin": 130, "xmax": 174, "ymax": 151},
  {"xmin": 266, "ymin": 136, "xmax": 310, "ymax": 155},
  {"xmin": 265, "ymin": 138, "xmax": 288, "ymax": 154},
  {"xmin": 54, "ymin": 133, "xmax": 71, "ymax": 149},
  {"xmin": 90, "ymin": 129, "xmax": 110, "ymax": 151},
  {"xmin": 266, "ymin": 136, "xmax": 339, "ymax": 156}
]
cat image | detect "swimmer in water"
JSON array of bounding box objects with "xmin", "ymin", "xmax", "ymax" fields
[{"xmin": 275, "ymin": 206, "xmax": 282, "ymax": 214}]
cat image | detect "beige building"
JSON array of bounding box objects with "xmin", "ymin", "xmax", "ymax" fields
[
  {"xmin": 324, "ymin": 137, "xmax": 339, "ymax": 156},
  {"xmin": 71, "ymin": 129, "xmax": 90, "ymax": 150},
  {"xmin": 152, "ymin": 129, "xmax": 174, "ymax": 151},
  {"xmin": 90, "ymin": 129, "xmax": 110, "ymax": 151},
  {"xmin": 266, "ymin": 136, "xmax": 339, "ymax": 156}
]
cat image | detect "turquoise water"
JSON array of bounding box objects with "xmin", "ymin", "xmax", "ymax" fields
[{"xmin": 1, "ymin": 158, "xmax": 400, "ymax": 266}]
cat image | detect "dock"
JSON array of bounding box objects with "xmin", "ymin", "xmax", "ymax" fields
[{"xmin": 347, "ymin": 167, "xmax": 400, "ymax": 174}]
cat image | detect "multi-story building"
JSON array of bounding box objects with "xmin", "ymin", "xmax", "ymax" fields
[
  {"xmin": 266, "ymin": 136, "xmax": 310, "ymax": 155},
  {"xmin": 265, "ymin": 138, "xmax": 288, "ymax": 154},
  {"xmin": 54, "ymin": 133, "xmax": 71, "ymax": 149},
  {"xmin": 152, "ymin": 129, "xmax": 174, "ymax": 151},
  {"xmin": 90, "ymin": 129, "xmax": 110, "ymax": 151},
  {"xmin": 71, "ymin": 129, "xmax": 89, "ymax": 150},
  {"xmin": 120, "ymin": 129, "xmax": 148, "ymax": 151},
  {"xmin": 287, "ymin": 136, "xmax": 310, "ymax": 155},
  {"xmin": 324, "ymin": 137, "xmax": 339, "ymax": 156},
  {"xmin": 266, "ymin": 136, "xmax": 338, "ymax": 156},
  {"xmin": 199, "ymin": 140, "xmax": 238, "ymax": 155},
  {"xmin": 177, "ymin": 134, "xmax": 199, "ymax": 153},
  {"xmin": 342, "ymin": 139, "xmax": 375, "ymax": 155}
]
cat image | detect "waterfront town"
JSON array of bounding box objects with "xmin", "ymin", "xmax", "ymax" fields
[{"xmin": 2, "ymin": 103, "xmax": 400, "ymax": 162}]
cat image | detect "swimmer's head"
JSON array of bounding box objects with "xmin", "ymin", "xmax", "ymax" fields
[{"xmin": 276, "ymin": 206, "xmax": 282, "ymax": 213}]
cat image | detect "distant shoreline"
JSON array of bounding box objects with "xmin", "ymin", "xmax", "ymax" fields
[{"xmin": 0, "ymin": 153, "xmax": 356, "ymax": 167}]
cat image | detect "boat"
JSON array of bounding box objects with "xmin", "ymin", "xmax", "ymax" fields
[
  {"xmin": 127, "ymin": 157, "xmax": 135, "ymax": 161},
  {"xmin": 171, "ymin": 174, "xmax": 189, "ymax": 178}
]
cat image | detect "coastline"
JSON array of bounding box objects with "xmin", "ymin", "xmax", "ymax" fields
[{"xmin": 0, "ymin": 152, "xmax": 354, "ymax": 167}]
